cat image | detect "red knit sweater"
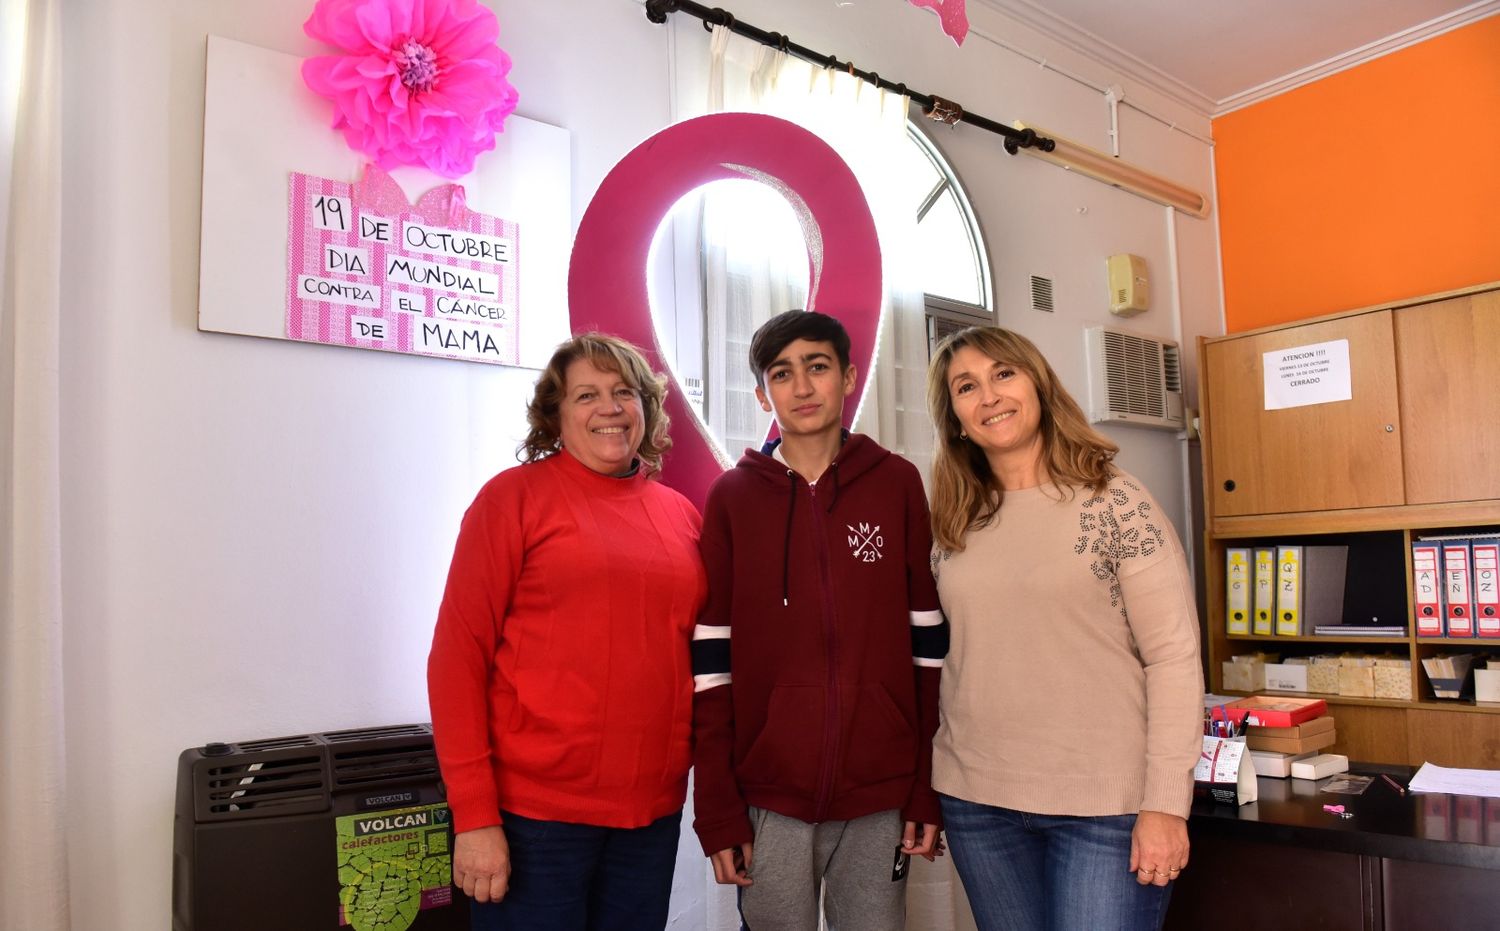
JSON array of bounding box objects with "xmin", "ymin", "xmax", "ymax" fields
[{"xmin": 427, "ymin": 450, "xmax": 706, "ymax": 833}]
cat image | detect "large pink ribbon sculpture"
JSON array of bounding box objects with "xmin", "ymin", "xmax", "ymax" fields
[{"xmin": 568, "ymin": 112, "xmax": 882, "ymax": 509}]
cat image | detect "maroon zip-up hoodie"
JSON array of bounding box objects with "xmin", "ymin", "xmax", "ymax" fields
[{"xmin": 690, "ymin": 433, "xmax": 947, "ymax": 856}]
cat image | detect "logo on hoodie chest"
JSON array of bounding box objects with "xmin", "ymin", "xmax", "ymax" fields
[{"xmin": 847, "ymin": 522, "xmax": 884, "ymax": 562}]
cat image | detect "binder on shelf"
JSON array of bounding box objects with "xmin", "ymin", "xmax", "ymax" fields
[
  {"xmin": 1275, "ymin": 545, "xmax": 1302, "ymax": 636},
  {"xmin": 1253, "ymin": 548, "xmax": 1275, "ymax": 636},
  {"xmin": 1306, "ymin": 546, "xmax": 1349, "ymax": 633},
  {"xmin": 1443, "ymin": 542, "xmax": 1475, "ymax": 638},
  {"xmin": 1226, "ymin": 548, "xmax": 1251, "ymax": 635},
  {"xmin": 1412, "ymin": 542, "xmax": 1444, "ymax": 637},
  {"xmin": 1472, "ymin": 537, "xmax": 1500, "ymax": 639},
  {"xmin": 1275, "ymin": 545, "xmax": 1346, "ymax": 636}
]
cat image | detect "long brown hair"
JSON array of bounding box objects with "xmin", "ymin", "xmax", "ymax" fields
[
  {"xmin": 927, "ymin": 326, "xmax": 1118, "ymax": 551},
  {"xmin": 520, "ymin": 333, "xmax": 673, "ymax": 474}
]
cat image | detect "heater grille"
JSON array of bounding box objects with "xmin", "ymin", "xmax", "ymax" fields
[{"xmin": 199, "ymin": 751, "xmax": 328, "ymax": 820}]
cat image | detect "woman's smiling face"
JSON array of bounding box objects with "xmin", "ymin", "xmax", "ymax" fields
[{"xmin": 558, "ymin": 357, "xmax": 645, "ymax": 476}]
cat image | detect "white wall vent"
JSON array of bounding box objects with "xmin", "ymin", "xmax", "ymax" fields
[{"xmin": 1083, "ymin": 325, "xmax": 1185, "ymax": 430}]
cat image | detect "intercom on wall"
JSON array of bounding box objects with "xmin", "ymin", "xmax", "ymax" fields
[{"xmin": 1107, "ymin": 253, "xmax": 1149, "ymax": 316}]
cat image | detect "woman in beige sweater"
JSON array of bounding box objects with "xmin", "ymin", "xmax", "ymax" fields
[{"xmin": 925, "ymin": 327, "xmax": 1203, "ymax": 931}]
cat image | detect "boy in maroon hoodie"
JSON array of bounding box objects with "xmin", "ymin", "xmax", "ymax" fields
[{"xmin": 691, "ymin": 310, "xmax": 948, "ymax": 930}]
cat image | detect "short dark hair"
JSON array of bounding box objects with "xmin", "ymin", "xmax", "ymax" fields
[{"xmin": 747, "ymin": 310, "xmax": 853, "ymax": 388}]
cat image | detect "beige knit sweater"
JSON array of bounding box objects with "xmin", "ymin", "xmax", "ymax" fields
[{"xmin": 931, "ymin": 471, "xmax": 1203, "ymax": 820}]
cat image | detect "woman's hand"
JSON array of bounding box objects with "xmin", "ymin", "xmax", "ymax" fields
[
  {"xmin": 1129, "ymin": 810, "xmax": 1189, "ymax": 886},
  {"xmin": 454, "ymin": 825, "xmax": 511, "ymax": 903}
]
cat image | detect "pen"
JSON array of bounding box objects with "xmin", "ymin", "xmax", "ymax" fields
[{"xmin": 1380, "ymin": 773, "xmax": 1407, "ymax": 795}]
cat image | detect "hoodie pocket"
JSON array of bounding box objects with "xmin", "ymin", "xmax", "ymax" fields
[
  {"xmin": 840, "ymin": 684, "xmax": 917, "ymax": 790},
  {"xmin": 736, "ymin": 685, "xmax": 821, "ymax": 797}
]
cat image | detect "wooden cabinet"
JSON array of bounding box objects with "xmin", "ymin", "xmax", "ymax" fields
[
  {"xmin": 1199, "ymin": 282, "xmax": 1500, "ymax": 768},
  {"xmin": 1395, "ymin": 290, "xmax": 1500, "ymax": 505},
  {"xmin": 1204, "ymin": 310, "xmax": 1404, "ymax": 517}
]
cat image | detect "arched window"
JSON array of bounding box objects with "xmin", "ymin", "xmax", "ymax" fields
[
  {"xmin": 899, "ymin": 124, "xmax": 994, "ymax": 353},
  {"xmin": 649, "ymin": 122, "xmax": 994, "ymax": 464}
]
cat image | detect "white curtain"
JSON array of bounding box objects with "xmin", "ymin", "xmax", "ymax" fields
[
  {"xmin": 0, "ymin": 0, "xmax": 69, "ymax": 928},
  {"xmin": 693, "ymin": 27, "xmax": 960, "ymax": 931},
  {"xmin": 694, "ymin": 27, "xmax": 934, "ymax": 476}
]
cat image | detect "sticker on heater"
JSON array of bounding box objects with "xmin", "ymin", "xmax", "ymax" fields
[{"xmin": 336, "ymin": 802, "xmax": 453, "ymax": 931}]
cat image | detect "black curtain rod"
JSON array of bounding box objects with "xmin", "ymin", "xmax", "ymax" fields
[{"xmin": 643, "ymin": 0, "xmax": 1055, "ymax": 155}]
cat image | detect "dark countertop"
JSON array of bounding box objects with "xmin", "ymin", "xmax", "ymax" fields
[{"xmin": 1189, "ymin": 764, "xmax": 1500, "ymax": 870}]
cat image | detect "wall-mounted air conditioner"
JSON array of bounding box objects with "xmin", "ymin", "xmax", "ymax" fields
[{"xmin": 1083, "ymin": 325, "xmax": 1185, "ymax": 431}]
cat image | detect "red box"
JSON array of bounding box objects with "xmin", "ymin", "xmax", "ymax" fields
[{"xmin": 1211, "ymin": 696, "xmax": 1328, "ymax": 728}]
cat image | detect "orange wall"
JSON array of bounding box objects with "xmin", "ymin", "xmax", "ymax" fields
[{"xmin": 1213, "ymin": 15, "xmax": 1500, "ymax": 332}]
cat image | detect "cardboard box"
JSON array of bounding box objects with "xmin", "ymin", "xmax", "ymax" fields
[
  {"xmin": 1306, "ymin": 658, "xmax": 1341, "ymax": 694},
  {"xmin": 1248, "ymin": 749, "xmax": 1316, "ymax": 778},
  {"xmin": 1218, "ymin": 696, "xmax": 1328, "ymax": 728},
  {"xmin": 1290, "ymin": 753, "xmax": 1349, "ymax": 780},
  {"xmin": 1263, "ymin": 663, "xmax": 1309, "ymax": 692},
  {"xmin": 1374, "ymin": 662, "xmax": 1413, "ymax": 701},
  {"xmin": 1245, "ymin": 715, "xmax": 1335, "ymax": 740},
  {"xmin": 1476, "ymin": 668, "xmax": 1500, "ymax": 703},
  {"xmin": 1245, "ymin": 727, "xmax": 1338, "ymax": 755},
  {"xmin": 1221, "ymin": 660, "xmax": 1265, "ymax": 692},
  {"xmin": 1338, "ymin": 664, "xmax": 1376, "ymax": 698}
]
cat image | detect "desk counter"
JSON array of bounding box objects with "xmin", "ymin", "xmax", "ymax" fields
[{"xmin": 1166, "ymin": 767, "xmax": 1500, "ymax": 931}]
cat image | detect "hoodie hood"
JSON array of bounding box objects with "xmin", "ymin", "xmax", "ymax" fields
[{"xmin": 738, "ymin": 431, "xmax": 891, "ymax": 495}]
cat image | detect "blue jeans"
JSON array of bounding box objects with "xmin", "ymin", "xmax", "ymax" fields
[
  {"xmin": 469, "ymin": 809, "xmax": 682, "ymax": 931},
  {"xmin": 939, "ymin": 795, "xmax": 1171, "ymax": 931}
]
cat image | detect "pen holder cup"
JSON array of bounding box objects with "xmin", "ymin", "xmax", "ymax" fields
[{"xmin": 1193, "ymin": 736, "xmax": 1258, "ymax": 806}]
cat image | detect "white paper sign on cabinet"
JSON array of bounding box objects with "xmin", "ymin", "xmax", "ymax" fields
[{"xmin": 1262, "ymin": 339, "xmax": 1352, "ymax": 410}]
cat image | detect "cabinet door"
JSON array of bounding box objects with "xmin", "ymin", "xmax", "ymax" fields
[
  {"xmin": 1395, "ymin": 291, "xmax": 1500, "ymax": 504},
  {"xmin": 1204, "ymin": 310, "xmax": 1404, "ymax": 516}
]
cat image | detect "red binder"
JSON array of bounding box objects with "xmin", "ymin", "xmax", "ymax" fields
[
  {"xmin": 1443, "ymin": 542, "xmax": 1475, "ymax": 637},
  {"xmin": 1412, "ymin": 542, "xmax": 1444, "ymax": 637},
  {"xmin": 1472, "ymin": 539, "xmax": 1500, "ymax": 638}
]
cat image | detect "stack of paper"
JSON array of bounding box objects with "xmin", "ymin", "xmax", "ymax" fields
[{"xmin": 1407, "ymin": 763, "xmax": 1500, "ymax": 799}]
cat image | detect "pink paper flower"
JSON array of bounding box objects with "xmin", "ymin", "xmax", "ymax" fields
[{"xmin": 301, "ymin": 0, "xmax": 519, "ymax": 178}]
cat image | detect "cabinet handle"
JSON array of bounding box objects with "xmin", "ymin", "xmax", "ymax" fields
[
  {"xmin": 1223, "ymin": 480, "xmax": 1236, "ymax": 492},
  {"xmin": 1385, "ymin": 424, "xmax": 1395, "ymax": 433}
]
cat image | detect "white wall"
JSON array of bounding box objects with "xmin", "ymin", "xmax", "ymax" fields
[{"xmin": 55, "ymin": 1, "xmax": 1222, "ymax": 929}]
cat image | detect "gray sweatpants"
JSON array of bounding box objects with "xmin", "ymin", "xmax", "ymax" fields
[{"xmin": 739, "ymin": 806, "xmax": 906, "ymax": 931}]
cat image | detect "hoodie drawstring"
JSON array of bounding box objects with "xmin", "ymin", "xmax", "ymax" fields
[{"xmin": 782, "ymin": 469, "xmax": 796, "ymax": 607}]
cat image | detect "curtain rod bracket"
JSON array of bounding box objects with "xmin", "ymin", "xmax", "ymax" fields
[
  {"xmin": 1002, "ymin": 126, "xmax": 1054, "ymax": 155},
  {"xmin": 645, "ymin": 0, "xmax": 678, "ymax": 25}
]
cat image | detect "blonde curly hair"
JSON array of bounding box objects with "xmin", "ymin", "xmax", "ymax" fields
[{"xmin": 520, "ymin": 333, "xmax": 672, "ymax": 475}]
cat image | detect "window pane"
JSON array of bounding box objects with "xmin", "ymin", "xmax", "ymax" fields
[
  {"xmin": 916, "ymin": 190, "xmax": 981, "ymax": 305},
  {"xmin": 896, "ymin": 132, "xmax": 945, "ymax": 220}
]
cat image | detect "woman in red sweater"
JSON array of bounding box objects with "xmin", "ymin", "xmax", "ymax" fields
[{"xmin": 428, "ymin": 333, "xmax": 707, "ymax": 931}]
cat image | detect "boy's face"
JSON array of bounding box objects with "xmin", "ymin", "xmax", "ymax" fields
[{"xmin": 755, "ymin": 338, "xmax": 856, "ymax": 440}]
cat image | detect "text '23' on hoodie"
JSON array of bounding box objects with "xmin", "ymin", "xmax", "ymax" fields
[{"xmin": 690, "ymin": 433, "xmax": 949, "ymax": 856}]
